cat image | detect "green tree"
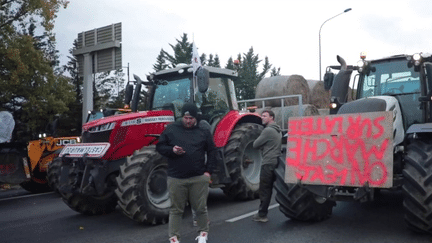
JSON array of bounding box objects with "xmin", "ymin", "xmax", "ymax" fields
[
  {"xmin": 153, "ymin": 49, "xmax": 168, "ymax": 71},
  {"xmin": 162, "ymin": 33, "xmax": 193, "ymax": 67},
  {"xmin": 207, "ymin": 54, "xmax": 221, "ymax": 68},
  {"xmin": 60, "ymin": 39, "xmax": 83, "ymax": 135},
  {"xmin": 93, "ymin": 69, "xmax": 126, "ymax": 109},
  {"xmin": 271, "ymin": 67, "xmax": 281, "ymax": 77},
  {"xmin": 1, "ymin": 0, "xmax": 73, "ymax": 141},
  {"xmin": 154, "ymin": 33, "xmax": 217, "ymax": 70},
  {"xmin": 233, "ymin": 47, "xmax": 272, "ymax": 100}
]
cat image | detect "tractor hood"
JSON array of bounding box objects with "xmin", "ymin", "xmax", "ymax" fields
[
  {"xmin": 338, "ymin": 96, "xmax": 405, "ymax": 146},
  {"xmin": 80, "ymin": 109, "xmax": 175, "ymax": 160},
  {"xmin": 82, "ymin": 110, "xmax": 174, "ymax": 132}
]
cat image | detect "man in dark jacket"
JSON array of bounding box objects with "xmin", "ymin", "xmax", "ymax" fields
[
  {"xmin": 252, "ymin": 109, "xmax": 282, "ymax": 223},
  {"xmin": 156, "ymin": 103, "xmax": 216, "ymax": 243}
]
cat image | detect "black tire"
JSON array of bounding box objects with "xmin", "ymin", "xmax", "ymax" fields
[
  {"xmin": 20, "ymin": 166, "xmax": 51, "ymax": 193},
  {"xmin": 402, "ymin": 139, "xmax": 432, "ymax": 234},
  {"xmin": 47, "ymin": 157, "xmax": 62, "ymax": 193},
  {"xmin": 61, "ymin": 171, "xmax": 118, "ymax": 215},
  {"xmin": 222, "ymin": 123, "xmax": 263, "ymax": 200},
  {"xmin": 274, "ymin": 157, "xmax": 335, "ymax": 221},
  {"xmin": 115, "ymin": 146, "xmax": 169, "ymax": 225}
]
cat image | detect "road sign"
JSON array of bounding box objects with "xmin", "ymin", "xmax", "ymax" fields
[{"xmin": 72, "ymin": 22, "xmax": 122, "ymax": 125}]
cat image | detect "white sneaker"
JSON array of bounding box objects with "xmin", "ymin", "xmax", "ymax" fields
[
  {"xmin": 195, "ymin": 231, "xmax": 208, "ymax": 243},
  {"xmin": 169, "ymin": 236, "xmax": 180, "ymax": 243}
]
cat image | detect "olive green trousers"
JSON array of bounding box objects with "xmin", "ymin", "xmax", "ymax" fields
[{"xmin": 168, "ymin": 174, "xmax": 210, "ymax": 240}]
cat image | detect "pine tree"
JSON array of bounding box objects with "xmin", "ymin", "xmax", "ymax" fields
[
  {"xmin": 271, "ymin": 67, "xmax": 281, "ymax": 77},
  {"xmin": 225, "ymin": 57, "xmax": 235, "ymax": 70},
  {"xmin": 232, "ymin": 47, "xmax": 272, "ymax": 100},
  {"xmin": 153, "ymin": 49, "xmax": 168, "ymax": 71},
  {"xmin": 61, "ymin": 39, "xmax": 83, "ymax": 135},
  {"xmin": 213, "ymin": 54, "xmax": 221, "ymax": 68},
  {"xmin": 162, "ymin": 33, "xmax": 193, "ymax": 67},
  {"xmin": 207, "ymin": 54, "xmax": 215, "ymax": 67}
]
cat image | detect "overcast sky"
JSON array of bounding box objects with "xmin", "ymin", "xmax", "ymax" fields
[{"xmin": 53, "ymin": 0, "xmax": 432, "ymax": 82}]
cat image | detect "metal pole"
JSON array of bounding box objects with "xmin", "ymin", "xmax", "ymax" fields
[
  {"xmin": 82, "ymin": 53, "xmax": 93, "ymax": 125},
  {"xmin": 319, "ymin": 8, "xmax": 352, "ymax": 81}
]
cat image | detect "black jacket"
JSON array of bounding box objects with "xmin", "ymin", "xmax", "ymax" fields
[{"xmin": 156, "ymin": 121, "xmax": 217, "ymax": 179}]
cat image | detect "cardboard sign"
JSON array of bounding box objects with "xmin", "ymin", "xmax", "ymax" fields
[{"xmin": 285, "ymin": 111, "xmax": 393, "ymax": 188}]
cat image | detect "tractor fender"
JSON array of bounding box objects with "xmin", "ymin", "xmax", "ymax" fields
[
  {"xmin": 213, "ymin": 110, "xmax": 262, "ymax": 147},
  {"xmin": 406, "ymin": 123, "xmax": 432, "ymax": 134}
]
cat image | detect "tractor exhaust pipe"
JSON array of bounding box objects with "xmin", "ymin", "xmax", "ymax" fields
[{"xmin": 330, "ymin": 55, "xmax": 353, "ymax": 104}]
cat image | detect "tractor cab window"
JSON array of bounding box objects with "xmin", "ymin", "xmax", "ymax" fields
[
  {"xmin": 152, "ymin": 78, "xmax": 191, "ymax": 118},
  {"xmin": 359, "ymin": 60, "xmax": 421, "ymax": 98},
  {"xmin": 87, "ymin": 111, "xmax": 104, "ymax": 123},
  {"xmin": 195, "ymin": 77, "xmax": 232, "ymax": 123},
  {"xmin": 358, "ymin": 59, "xmax": 422, "ymax": 129}
]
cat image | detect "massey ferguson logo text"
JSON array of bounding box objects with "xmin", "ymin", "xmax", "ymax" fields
[{"xmin": 121, "ymin": 116, "xmax": 174, "ymax": 127}]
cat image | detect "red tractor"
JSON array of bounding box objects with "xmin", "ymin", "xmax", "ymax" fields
[{"xmin": 56, "ymin": 65, "xmax": 264, "ymax": 224}]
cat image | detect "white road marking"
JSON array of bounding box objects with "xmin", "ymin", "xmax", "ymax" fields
[
  {"xmin": 0, "ymin": 191, "xmax": 55, "ymax": 202},
  {"xmin": 225, "ymin": 203, "xmax": 279, "ymax": 223}
]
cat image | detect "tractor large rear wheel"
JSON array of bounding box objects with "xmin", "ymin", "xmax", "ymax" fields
[
  {"xmin": 274, "ymin": 157, "xmax": 335, "ymax": 221},
  {"xmin": 115, "ymin": 146, "xmax": 170, "ymax": 225},
  {"xmin": 222, "ymin": 123, "xmax": 263, "ymax": 200},
  {"xmin": 402, "ymin": 139, "xmax": 432, "ymax": 234}
]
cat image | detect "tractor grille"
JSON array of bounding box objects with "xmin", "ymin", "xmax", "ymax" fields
[{"xmin": 82, "ymin": 130, "xmax": 111, "ymax": 143}]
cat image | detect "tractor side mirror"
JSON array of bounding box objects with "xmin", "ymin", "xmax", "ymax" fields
[
  {"xmin": 196, "ymin": 68, "xmax": 209, "ymax": 93},
  {"xmin": 324, "ymin": 71, "xmax": 335, "ymax": 90},
  {"xmin": 425, "ymin": 63, "xmax": 432, "ymax": 91},
  {"xmin": 124, "ymin": 82, "xmax": 134, "ymax": 104}
]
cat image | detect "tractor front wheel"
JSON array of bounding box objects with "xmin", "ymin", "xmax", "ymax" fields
[
  {"xmin": 60, "ymin": 168, "xmax": 118, "ymax": 215},
  {"xmin": 47, "ymin": 157, "xmax": 62, "ymax": 193},
  {"xmin": 274, "ymin": 156, "xmax": 335, "ymax": 221},
  {"xmin": 115, "ymin": 146, "xmax": 170, "ymax": 225},
  {"xmin": 402, "ymin": 139, "xmax": 432, "ymax": 234}
]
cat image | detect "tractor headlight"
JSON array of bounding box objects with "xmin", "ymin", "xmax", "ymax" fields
[
  {"xmin": 413, "ymin": 53, "xmax": 422, "ymax": 66},
  {"xmin": 357, "ymin": 60, "xmax": 365, "ymax": 72},
  {"xmin": 89, "ymin": 122, "xmax": 116, "ymax": 133}
]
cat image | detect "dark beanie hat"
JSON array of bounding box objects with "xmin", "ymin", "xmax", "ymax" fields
[{"xmin": 181, "ymin": 103, "xmax": 198, "ymax": 118}]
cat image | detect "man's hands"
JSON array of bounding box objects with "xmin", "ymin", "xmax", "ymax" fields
[{"xmin": 173, "ymin": 145, "xmax": 185, "ymax": 155}]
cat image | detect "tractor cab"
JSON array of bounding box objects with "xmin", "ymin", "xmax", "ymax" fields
[
  {"xmin": 130, "ymin": 65, "xmax": 239, "ymax": 131},
  {"xmin": 326, "ymin": 53, "xmax": 432, "ymax": 131}
]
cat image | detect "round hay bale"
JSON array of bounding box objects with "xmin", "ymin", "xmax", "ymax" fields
[
  {"xmin": 308, "ymin": 80, "xmax": 330, "ymax": 109},
  {"xmin": 255, "ymin": 75, "xmax": 310, "ymax": 108},
  {"xmin": 255, "ymin": 104, "xmax": 320, "ymax": 129}
]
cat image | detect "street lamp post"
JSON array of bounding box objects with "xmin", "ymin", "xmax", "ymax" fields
[{"xmin": 319, "ymin": 8, "xmax": 352, "ymax": 81}]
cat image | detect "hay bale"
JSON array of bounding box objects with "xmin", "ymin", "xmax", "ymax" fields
[
  {"xmin": 255, "ymin": 75, "xmax": 310, "ymax": 108},
  {"xmin": 308, "ymin": 80, "xmax": 330, "ymax": 109},
  {"xmin": 318, "ymin": 108, "xmax": 329, "ymax": 116},
  {"xmin": 256, "ymin": 104, "xmax": 320, "ymax": 129}
]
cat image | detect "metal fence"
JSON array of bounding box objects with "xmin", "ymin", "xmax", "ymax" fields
[{"xmin": 237, "ymin": 94, "xmax": 304, "ymax": 131}]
